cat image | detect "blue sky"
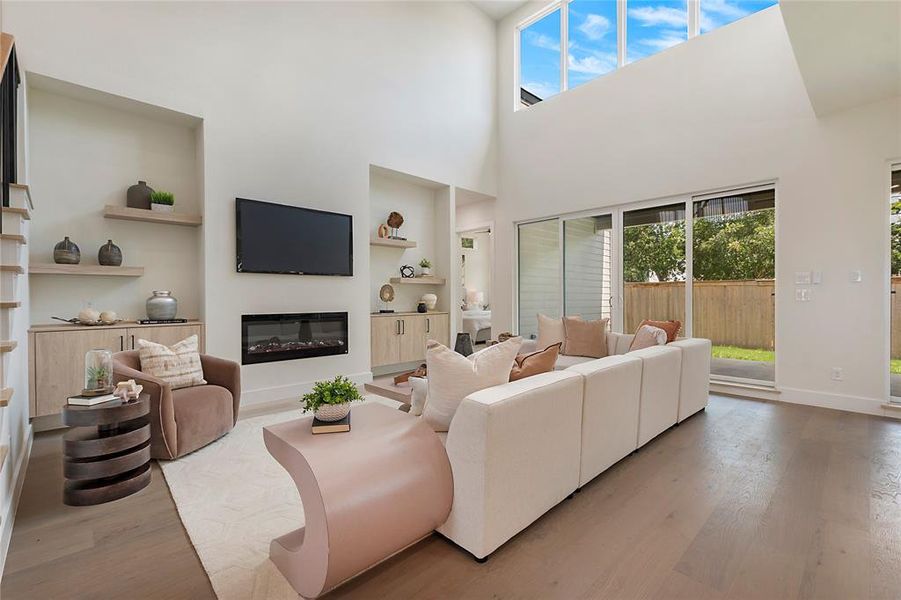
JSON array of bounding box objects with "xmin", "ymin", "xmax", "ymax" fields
[{"xmin": 521, "ymin": 0, "xmax": 778, "ymax": 100}]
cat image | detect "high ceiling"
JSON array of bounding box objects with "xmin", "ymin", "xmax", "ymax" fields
[{"xmin": 470, "ymin": 0, "xmax": 528, "ymax": 21}]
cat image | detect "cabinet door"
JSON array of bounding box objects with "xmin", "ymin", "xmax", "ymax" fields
[
  {"xmin": 425, "ymin": 314, "xmax": 450, "ymax": 347},
  {"xmin": 34, "ymin": 329, "xmax": 125, "ymax": 417},
  {"xmin": 398, "ymin": 316, "xmax": 428, "ymax": 364},
  {"xmin": 371, "ymin": 317, "xmax": 400, "ymax": 368},
  {"xmin": 127, "ymin": 325, "xmax": 204, "ymax": 351}
]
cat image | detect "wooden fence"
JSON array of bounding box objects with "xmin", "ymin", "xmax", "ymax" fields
[{"xmin": 624, "ymin": 279, "xmax": 775, "ymax": 350}]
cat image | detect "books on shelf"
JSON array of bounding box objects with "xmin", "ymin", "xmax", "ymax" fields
[
  {"xmin": 136, "ymin": 318, "xmax": 189, "ymax": 324},
  {"xmin": 311, "ymin": 414, "xmax": 350, "ymax": 434},
  {"xmin": 67, "ymin": 393, "xmax": 118, "ymax": 406}
]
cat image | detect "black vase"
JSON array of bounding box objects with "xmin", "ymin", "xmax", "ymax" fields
[
  {"xmin": 98, "ymin": 239, "xmax": 123, "ymax": 266},
  {"xmin": 127, "ymin": 180, "xmax": 154, "ymax": 210},
  {"xmin": 53, "ymin": 236, "xmax": 81, "ymax": 264},
  {"xmin": 417, "ymin": 302, "xmax": 427, "ymax": 313},
  {"xmin": 455, "ymin": 333, "xmax": 474, "ymax": 357}
]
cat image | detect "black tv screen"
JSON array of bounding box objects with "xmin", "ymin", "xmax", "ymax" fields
[{"xmin": 236, "ymin": 198, "xmax": 353, "ymax": 276}]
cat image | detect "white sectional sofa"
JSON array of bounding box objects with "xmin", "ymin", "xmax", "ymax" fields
[{"xmin": 438, "ymin": 332, "xmax": 711, "ymax": 560}]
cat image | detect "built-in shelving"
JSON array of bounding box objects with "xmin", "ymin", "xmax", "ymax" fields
[
  {"xmin": 0, "ymin": 265, "xmax": 24, "ymax": 274},
  {"xmin": 370, "ymin": 237, "xmax": 417, "ymax": 249},
  {"xmin": 29, "ymin": 263, "xmax": 144, "ymax": 277},
  {"xmin": 1, "ymin": 206, "xmax": 30, "ymax": 220},
  {"xmin": 103, "ymin": 205, "xmax": 202, "ymax": 227},
  {"xmin": 0, "ymin": 341, "xmax": 17, "ymax": 353},
  {"xmin": 0, "ymin": 234, "xmax": 26, "ymax": 245},
  {"xmin": 389, "ymin": 276, "xmax": 446, "ymax": 285},
  {"xmin": 0, "ymin": 387, "xmax": 11, "ymax": 407},
  {"xmin": 0, "ymin": 301, "xmax": 21, "ymax": 309}
]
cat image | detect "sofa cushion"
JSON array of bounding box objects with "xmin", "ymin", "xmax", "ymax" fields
[
  {"xmin": 554, "ymin": 354, "xmax": 594, "ymax": 370},
  {"xmin": 510, "ymin": 342, "xmax": 561, "ymax": 381},
  {"xmin": 629, "ymin": 325, "xmax": 668, "ymax": 351},
  {"xmin": 422, "ymin": 337, "xmax": 522, "ymax": 432},
  {"xmin": 137, "ymin": 334, "xmax": 206, "ymax": 390},
  {"xmin": 562, "ymin": 317, "xmax": 608, "ymax": 358},
  {"xmin": 636, "ymin": 319, "xmax": 681, "ymax": 343},
  {"xmin": 171, "ymin": 384, "xmax": 234, "ymax": 456},
  {"xmin": 536, "ymin": 314, "xmax": 565, "ymax": 353}
]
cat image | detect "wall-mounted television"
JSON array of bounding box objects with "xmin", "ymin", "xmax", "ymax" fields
[{"xmin": 236, "ymin": 198, "xmax": 353, "ymax": 276}]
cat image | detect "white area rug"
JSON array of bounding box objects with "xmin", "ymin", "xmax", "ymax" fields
[{"xmin": 160, "ymin": 397, "xmax": 399, "ymax": 599}]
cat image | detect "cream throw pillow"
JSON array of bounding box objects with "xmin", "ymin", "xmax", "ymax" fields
[
  {"xmin": 628, "ymin": 325, "xmax": 668, "ymax": 352},
  {"xmin": 422, "ymin": 337, "xmax": 523, "ymax": 432},
  {"xmin": 409, "ymin": 376, "xmax": 428, "ymax": 417},
  {"xmin": 536, "ymin": 314, "xmax": 565, "ymax": 353},
  {"xmin": 137, "ymin": 335, "xmax": 206, "ymax": 390}
]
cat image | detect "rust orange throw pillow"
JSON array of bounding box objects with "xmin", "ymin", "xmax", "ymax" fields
[
  {"xmin": 636, "ymin": 319, "xmax": 681, "ymax": 343},
  {"xmin": 510, "ymin": 342, "xmax": 561, "ymax": 382}
]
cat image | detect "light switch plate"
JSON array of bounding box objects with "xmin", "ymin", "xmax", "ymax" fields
[
  {"xmin": 850, "ymin": 270, "xmax": 862, "ymax": 283},
  {"xmin": 795, "ymin": 271, "xmax": 812, "ymax": 285},
  {"xmin": 795, "ymin": 288, "xmax": 811, "ymax": 302},
  {"xmin": 812, "ymin": 271, "xmax": 822, "ymax": 284}
]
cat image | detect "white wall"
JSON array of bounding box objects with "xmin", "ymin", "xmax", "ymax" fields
[
  {"xmin": 4, "ymin": 1, "xmax": 497, "ymax": 403},
  {"xmin": 496, "ymin": 5, "xmax": 901, "ymax": 415},
  {"xmin": 28, "ymin": 87, "xmax": 201, "ymax": 323}
]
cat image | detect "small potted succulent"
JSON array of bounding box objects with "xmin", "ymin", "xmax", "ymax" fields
[
  {"xmin": 301, "ymin": 375, "xmax": 363, "ymax": 422},
  {"xmin": 150, "ymin": 190, "xmax": 175, "ymax": 213},
  {"xmin": 419, "ymin": 258, "xmax": 432, "ymax": 277}
]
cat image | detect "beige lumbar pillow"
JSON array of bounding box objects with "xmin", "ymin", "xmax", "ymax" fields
[
  {"xmin": 409, "ymin": 376, "xmax": 428, "ymax": 417},
  {"xmin": 536, "ymin": 313, "xmax": 565, "ymax": 353},
  {"xmin": 422, "ymin": 337, "xmax": 522, "ymax": 432},
  {"xmin": 562, "ymin": 316, "xmax": 608, "ymax": 358},
  {"xmin": 137, "ymin": 335, "xmax": 206, "ymax": 390},
  {"xmin": 628, "ymin": 325, "xmax": 668, "ymax": 351}
]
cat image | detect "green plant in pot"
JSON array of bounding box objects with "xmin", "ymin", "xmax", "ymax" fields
[
  {"xmin": 302, "ymin": 375, "xmax": 363, "ymax": 422},
  {"xmin": 419, "ymin": 258, "xmax": 432, "ymax": 277},
  {"xmin": 150, "ymin": 190, "xmax": 175, "ymax": 213}
]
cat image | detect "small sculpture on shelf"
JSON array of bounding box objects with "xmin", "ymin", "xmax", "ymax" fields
[
  {"xmin": 386, "ymin": 211, "xmax": 405, "ymax": 240},
  {"xmin": 378, "ymin": 283, "xmax": 396, "ymax": 314},
  {"xmin": 53, "ymin": 236, "xmax": 81, "ymax": 264},
  {"xmin": 98, "ymin": 239, "xmax": 123, "ymax": 266},
  {"xmin": 399, "ymin": 264, "xmax": 415, "ymax": 278},
  {"xmin": 421, "ymin": 293, "xmax": 437, "ymax": 311},
  {"xmin": 377, "ymin": 223, "xmax": 390, "ymax": 239},
  {"xmin": 113, "ymin": 379, "xmax": 144, "ymax": 401},
  {"xmin": 127, "ymin": 180, "xmax": 154, "ymax": 210}
]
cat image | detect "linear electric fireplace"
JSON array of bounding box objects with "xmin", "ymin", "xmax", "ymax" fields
[{"xmin": 241, "ymin": 312, "xmax": 348, "ymax": 365}]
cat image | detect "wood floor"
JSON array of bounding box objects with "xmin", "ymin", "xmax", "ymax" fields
[{"xmin": 4, "ymin": 394, "xmax": 901, "ymax": 599}]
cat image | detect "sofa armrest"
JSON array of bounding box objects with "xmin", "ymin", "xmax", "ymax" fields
[
  {"xmin": 439, "ymin": 370, "xmax": 583, "ymax": 559},
  {"xmin": 112, "ymin": 361, "xmax": 178, "ymax": 459},
  {"xmin": 669, "ymin": 338, "xmax": 712, "ymax": 421},
  {"xmin": 200, "ymin": 354, "xmax": 242, "ymax": 424}
]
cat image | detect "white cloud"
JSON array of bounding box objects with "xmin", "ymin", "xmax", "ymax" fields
[
  {"xmin": 568, "ymin": 51, "xmax": 617, "ymax": 75},
  {"xmin": 578, "ymin": 13, "xmax": 612, "ymax": 41},
  {"xmin": 627, "ymin": 5, "xmax": 687, "ymax": 28},
  {"xmin": 700, "ymin": 0, "xmax": 753, "ymax": 31},
  {"xmin": 521, "ymin": 80, "xmax": 559, "ymax": 99},
  {"xmin": 639, "ymin": 30, "xmax": 686, "ymax": 50},
  {"xmin": 525, "ymin": 31, "xmax": 560, "ymax": 52}
]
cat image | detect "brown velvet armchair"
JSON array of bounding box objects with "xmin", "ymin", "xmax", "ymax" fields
[{"xmin": 112, "ymin": 351, "xmax": 241, "ymax": 460}]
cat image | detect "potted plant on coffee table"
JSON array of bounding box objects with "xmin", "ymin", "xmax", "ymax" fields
[
  {"xmin": 419, "ymin": 258, "xmax": 432, "ymax": 277},
  {"xmin": 150, "ymin": 191, "xmax": 175, "ymax": 213},
  {"xmin": 302, "ymin": 375, "xmax": 363, "ymax": 422}
]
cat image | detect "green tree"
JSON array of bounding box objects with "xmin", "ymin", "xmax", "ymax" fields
[
  {"xmin": 892, "ymin": 201, "xmax": 901, "ymax": 275},
  {"xmin": 693, "ymin": 209, "xmax": 775, "ymax": 280},
  {"xmin": 623, "ymin": 221, "xmax": 685, "ymax": 282}
]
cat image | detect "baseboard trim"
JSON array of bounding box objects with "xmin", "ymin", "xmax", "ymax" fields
[
  {"xmin": 717, "ymin": 384, "xmax": 896, "ymax": 419},
  {"xmin": 240, "ymin": 371, "xmax": 374, "ymax": 407},
  {"xmin": 0, "ymin": 425, "xmax": 34, "ymax": 577}
]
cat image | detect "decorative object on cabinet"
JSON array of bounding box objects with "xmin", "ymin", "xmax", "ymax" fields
[
  {"xmin": 53, "ymin": 312, "xmax": 122, "ymax": 327},
  {"xmin": 421, "ymin": 293, "xmax": 438, "ymax": 311},
  {"xmin": 377, "ymin": 223, "xmax": 389, "ymax": 238},
  {"xmin": 146, "ymin": 290, "xmax": 178, "ymax": 320},
  {"xmin": 378, "ymin": 283, "xmax": 396, "ymax": 313},
  {"xmin": 301, "ymin": 375, "xmax": 363, "ymax": 423},
  {"xmin": 150, "ymin": 190, "xmax": 175, "ymax": 213},
  {"xmin": 418, "ymin": 258, "xmax": 432, "ymax": 276},
  {"xmin": 83, "ymin": 349, "xmax": 114, "ymax": 396},
  {"xmin": 386, "ymin": 211, "xmax": 405, "ymax": 239},
  {"xmin": 53, "ymin": 236, "xmax": 81, "ymax": 264},
  {"xmin": 100, "ymin": 310, "xmax": 118, "ymax": 323},
  {"xmin": 98, "ymin": 239, "xmax": 123, "ymax": 266},
  {"xmin": 127, "ymin": 180, "xmax": 154, "ymax": 209},
  {"xmin": 399, "ymin": 264, "xmax": 415, "ymax": 278},
  {"xmin": 454, "ymin": 332, "xmax": 474, "ymax": 357},
  {"xmin": 497, "ymin": 331, "xmax": 514, "ymax": 343},
  {"xmin": 79, "ymin": 307, "xmax": 101, "ymax": 323},
  {"xmin": 417, "ymin": 302, "xmax": 427, "ymax": 313}
]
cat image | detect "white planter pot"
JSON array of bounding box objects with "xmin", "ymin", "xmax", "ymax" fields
[
  {"xmin": 151, "ymin": 204, "xmax": 174, "ymax": 213},
  {"xmin": 314, "ymin": 402, "xmax": 351, "ymax": 422},
  {"xmin": 420, "ymin": 267, "xmax": 431, "ymax": 276}
]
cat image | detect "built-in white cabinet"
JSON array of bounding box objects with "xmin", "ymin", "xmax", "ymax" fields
[{"xmin": 370, "ymin": 312, "xmax": 448, "ymax": 368}]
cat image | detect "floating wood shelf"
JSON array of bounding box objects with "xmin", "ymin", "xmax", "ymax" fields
[
  {"xmin": 30, "ymin": 263, "xmax": 144, "ymax": 277},
  {"xmin": 370, "ymin": 237, "xmax": 417, "ymax": 249},
  {"xmin": 389, "ymin": 276, "xmax": 446, "ymax": 285},
  {"xmin": 1, "ymin": 206, "xmax": 30, "ymax": 220},
  {"xmin": 0, "ymin": 388, "xmax": 11, "ymax": 407},
  {"xmin": 0, "ymin": 301, "xmax": 20, "ymax": 309},
  {"xmin": 103, "ymin": 205, "xmax": 202, "ymax": 227},
  {"xmin": 0, "ymin": 234, "xmax": 26, "ymax": 245},
  {"xmin": 0, "ymin": 264, "xmax": 24, "ymax": 274},
  {"xmin": 0, "ymin": 340, "xmax": 17, "ymax": 353}
]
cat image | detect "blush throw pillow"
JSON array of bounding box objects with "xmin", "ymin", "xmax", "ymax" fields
[
  {"xmin": 629, "ymin": 325, "xmax": 668, "ymax": 351},
  {"xmin": 137, "ymin": 335, "xmax": 206, "ymax": 390},
  {"xmin": 536, "ymin": 314, "xmax": 566, "ymax": 353},
  {"xmin": 422, "ymin": 337, "xmax": 523, "ymax": 432},
  {"xmin": 510, "ymin": 342, "xmax": 561, "ymax": 381},
  {"xmin": 562, "ymin": 316, "xmax": 608, "ymax": 358},
  {"xmin": 636, "ymin": 319, "xmax": 681, "ymax": 343}
]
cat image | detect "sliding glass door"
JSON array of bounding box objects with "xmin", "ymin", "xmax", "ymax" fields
[
  {"xmin": 517, "ymin": 219, "xmax": 561, "ymax": 339},
  {"xmin": 564, "ymin": 215, "xmax": 614, "ymax": 323}
]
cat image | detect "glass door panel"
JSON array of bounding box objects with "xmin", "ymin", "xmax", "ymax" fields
[
  {"xmin": 693, "ymin": 189, "xmax": 775, "ymax": 384},
  {"xmin": 518, "ymin": 219, "xmax": 561, "ymax": 339},
  {"xmin": 891, "ymin": 168, "xmax": 901, "ymax": 399},
  {"xmin": 622, "ymin": 203, "xmax": 686, "ymax": 334},
  {"xmin": 564, "ymin": 214, "xmax": 613, "ymax": 324}
]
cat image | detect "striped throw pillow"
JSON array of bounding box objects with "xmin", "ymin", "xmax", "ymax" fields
[{"xmin": 137, "ymin": 335, "xmax": 207, "ymax": 390}]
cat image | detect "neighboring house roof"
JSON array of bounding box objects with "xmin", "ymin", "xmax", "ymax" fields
[{"xmin": 520, "ymin": 87, "xmax": 541, "ymax": 106}]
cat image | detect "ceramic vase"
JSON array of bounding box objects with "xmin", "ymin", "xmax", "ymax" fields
[
  {"xmin": 127, "ymin": 180, "xmax": 154, "ymax": 210},
  {"xmin": 146, "ymin": 290, "xmax": 178, "ymax": 320},
  {"xmin": 421, "ymin": 293, "xmax": 438, "ymax": 311},
  {"xmin": 53, "ymin": 236, "xmax": 81, "ymax": 264},
  {"xmin": 98, "ymin": 239, "xmax": 123, "ymax": 266},
  {"xmin": 417, "ymin": 302, "xmax": 427, "ymax": 313}
]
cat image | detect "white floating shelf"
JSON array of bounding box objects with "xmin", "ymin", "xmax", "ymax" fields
[
  {"xmin": 389, "ymin": 276, "xmax": 446, "ymax": 285},
  {"xmin": 103, "ymin": 205, "xmax": 202, "ymax": 227},
  {"xmin": 30, "ymin": 263, "xmax": 145, "ymax": 277},
  {"xmin": 370, "ymin": 237, "xmax": 417, "ymax": 249}
]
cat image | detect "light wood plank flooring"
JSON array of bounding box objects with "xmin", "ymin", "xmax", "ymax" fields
[{"xmin": 4, "ymin": 394, "xmax": 901, "ymax": 599}]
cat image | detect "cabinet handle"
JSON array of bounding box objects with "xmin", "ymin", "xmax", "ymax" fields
[
  {"xmin": 401, "ymin": 320, "xmax": 405, "ymax": 335},
  {"xmin": 120, "ymin": 335, "xmax": 124, "ymax": 351},
  {"xmin": 131, "ymin": 335, "xmax": 135, "ymax": 349},
  {"xmin": 396, "ymin": 320, "xmax": 400, "ymax": 335},
  {"xmin": 426, "ymin": 318, "xmax": 430, "ymax": 333}
]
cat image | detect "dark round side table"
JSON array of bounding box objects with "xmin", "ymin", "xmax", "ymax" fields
[{"xmin": 61, "ymin": 393, "xmax": 152, "ymax": 506}]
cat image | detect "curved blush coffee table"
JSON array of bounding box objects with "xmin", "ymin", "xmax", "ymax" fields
[{"xmin": 263, "ymin": 402, "xmax": 453, "ymax": 599}]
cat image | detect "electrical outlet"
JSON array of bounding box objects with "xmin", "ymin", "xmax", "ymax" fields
[
  {"xmin": 831, "ymin": 367, "xmax": 843, "ymax": 381},
  {"xmin": 795, "ymin": 288, "xmax": 811, "ymax": 302}
]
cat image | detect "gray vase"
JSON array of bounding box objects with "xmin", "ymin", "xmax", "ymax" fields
[
  {"xmin": 127, "ymin": 180, "xmax": 154, "ymax": 210},
  {"xmin": 98, "ymin": 239, "xmax": 122, "ymax": 266},
  {"xmin": 146, "ymin": 290, "xmax": 178, "ymax": 320},
  {"xmin": 53, "ymin": 236, "xmax": 81, "ymax": 264}
]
